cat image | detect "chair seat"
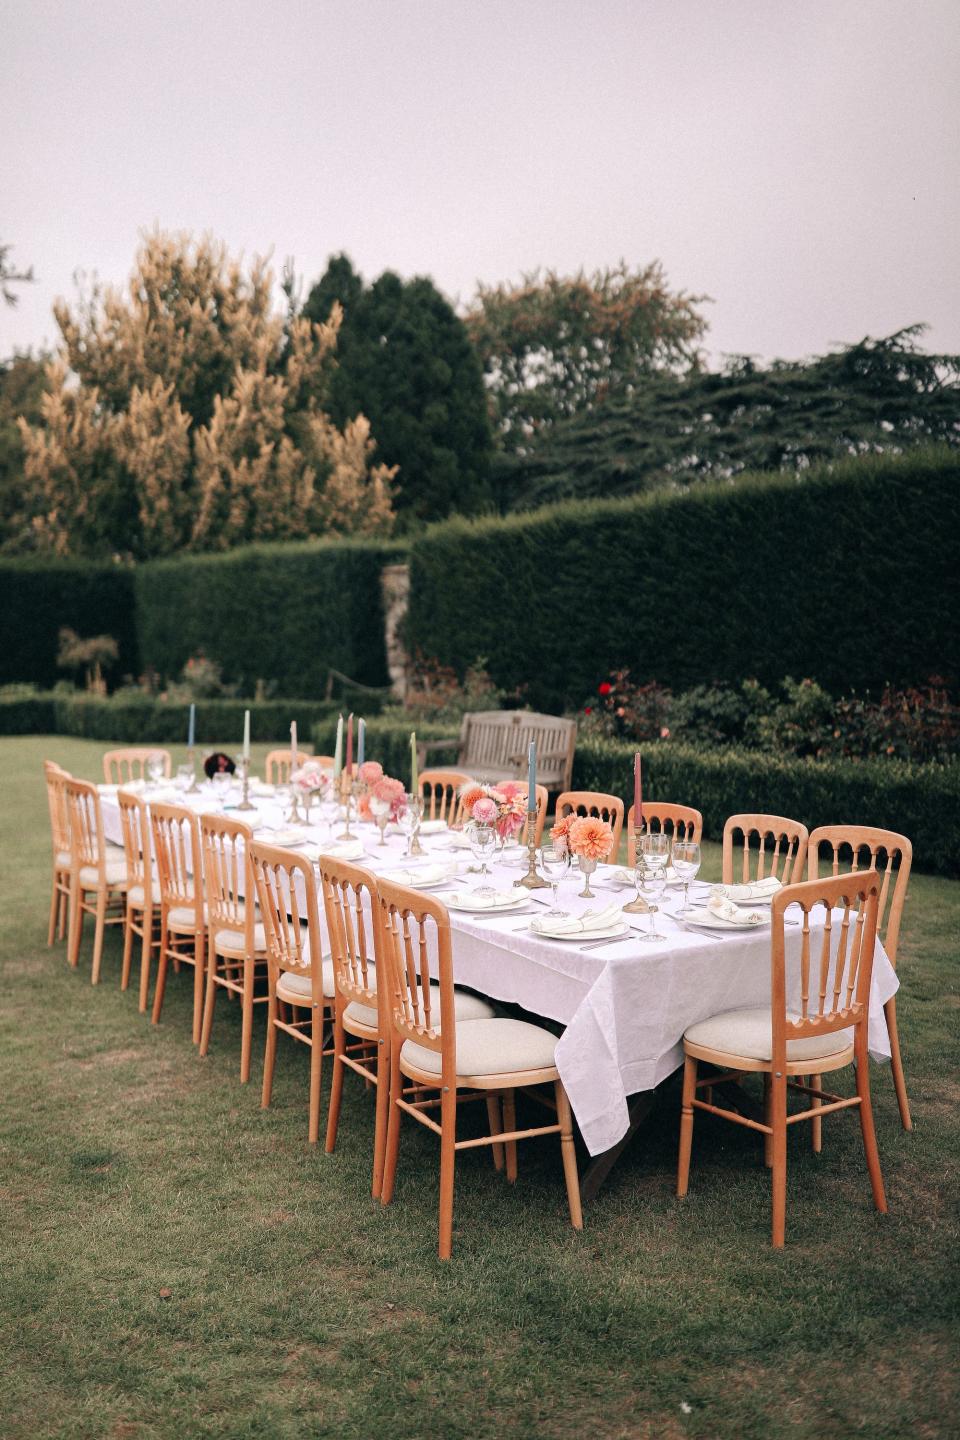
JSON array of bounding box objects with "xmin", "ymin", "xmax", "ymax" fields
[
  {"xmin": 345, "ymin": 985, "xmax": 496, "ymax": 1032},
  {"xmin": 684, "ymin": 1006, "xmax": 853, "ymax": 1064},
  {"xmin": 168, "ymin": 901, "xmax": 208, "ymax": 931},
  {"xmin": 127, "ymin": 881, "xmax": 162, "ymax": 908},
  {"xmin": 79, "ymin": 859, "xmax": 127, "ymax": 887},
  {"xmin": 277, "ymin": 963, "xmax": 335, "ymax": 1004},
  {"xmin": 401, "ymin": 1016, "xmax": 556, "ymax": 1080},
  {"xmin": 215, "ymin": 922, "xmax": 268, "ymax": 956},
  {"xmin": 56, "ymin": 848, "xmax": 71, "ymax": 869}
]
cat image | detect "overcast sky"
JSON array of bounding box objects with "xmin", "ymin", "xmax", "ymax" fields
[{"xmin": 3, "ymin": 0, "xmax": 958, "ymax": 367}]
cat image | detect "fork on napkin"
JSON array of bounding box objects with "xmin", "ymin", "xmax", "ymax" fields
[
  {"xmin": 712, "ymin": 876, "xmax": 782, "ymax": 903},
  {"xmin": 705, "ymin": 893, "xmax": 765, "ymax": 926},
  {"xmin": 530, "ymin": 902, "xmax": 624, "ymax": 937}
]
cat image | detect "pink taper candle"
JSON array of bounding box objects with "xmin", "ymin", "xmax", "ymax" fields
[
  {"xmin": 346, "ymin": 713, "xmax": 353, "ymax": 774},
  {"xmin": 634, "ymin": 751, "xmax": 643, "ymax": 832}
]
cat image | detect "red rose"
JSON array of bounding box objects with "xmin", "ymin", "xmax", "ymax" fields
[
  {"xmin": 584, "ymin": 706, "xmax": 592, "ymax": 715},
  {"xmin": 598, "ymin": 682, "xmax": 613, "ymax": 696}
]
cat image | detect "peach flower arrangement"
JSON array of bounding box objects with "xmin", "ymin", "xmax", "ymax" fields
[
  {"xmin": 360, "ymin": 772, "xmax": 406, "ymax": 822},
  {"xmin": 566, "ymin": 815, "xmax": 615, "ymax": 863}
]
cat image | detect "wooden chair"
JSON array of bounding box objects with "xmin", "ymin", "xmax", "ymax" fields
[
  {"xmin": 117, "ymin": 789, "xmax": 161, "ymax": 1009},
  {"xmin": 454, "ymin": 781, "xmax": 548, "ymax": 845},
  {"xmin": 199, "ymin": 813, "xmax": 269, "ymax": 1081},
  {"xmin": 722, "ymin": 813, "xmax": 808, "ymax": 886},
  {"xmin": 44, "ymin": 761, "xmax": 72, "ymax": 945},
  {"xmin": 419, "ymin": 769, "xmax": 474, "ymax": 824},
  {"xmin": 627, "ymin": 802, "xmax": 703, "ymax": 867},
  {"xmin": 676, "ymin": 870, "xmax": 887, "ymax": 1247},
  {"xmin": 64, "ymin": 778, "xmax": 128, "ymax": 982},
  {"xmin": 150, "ymin": 802, "xmax": 207, "ymax": 1041},
  {"xmin": 321, "ymin": 857, "xmax": 496, "ymax": 1197},
  {"xmin": 555, "ymin": 791, "xmax": 624, "ymax": 855},
  {"xmin": 103, "ymin": 748, "xmax": 172, "ymax": 784},
  {"xmin": 377, "ymin": 878, "xmax": 583, "ymax": 1260},
  {"xmin": 250, "ymin": 841, "xmax": 336, "ymax": 1145},
  {"xmin": 808, "ymin": 825, "xmax": 913, "ymax": 1131},
  {"xmin": 265, "ymin": 749, "xmax": 313, "ymax": 785}
]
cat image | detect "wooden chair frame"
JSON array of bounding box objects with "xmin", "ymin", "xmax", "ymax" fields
[
  {"xmin": 626, "ymin": 802, "xmax": 703, "ymax": 867},
  {"xmin": 319, "ymin": 856, "xmax": 389, "ymax": 1190},
  {"xmin": 199, "ymin": 814, "xmax": 269, "ymax": 1082},
  {"xmin": 150, "ymin": 802, "xmax": 207, "ymax": 1040},
  {"xmin": 722, "ymin": 813, "xmax": 808, "ymax": 887},
  {"xmin": 808, "ymin": 825, "xmax": 913, "ymax": 1130},
  {"xmin": 103, "ymin": 748, "xmax": 172, "ymax": 784},
  {"xmin": 555, "ymin": 791, "xmax": 624, "ymax": 855},
  {"xmin": 418, "ymin": 770, "xmax": 474, "ymax": 824},
  {"xmin": 376, "ymin": 877, "xmax": 583, "ymax": 1260},
  {"xmin": 264, "ymin": 749, "xmax": 313, "ymax": 785},
  {"xmin": 64, "ymin": 778, "xmax": 128, "ymax": 983},
  {"xmin": 117, "ymin": 789, "xmax": 161, "ymax": 1009},
  {"xmin": 44, "ymin": 761, "xmax": 72, "ymax": 946},
  {"xmin": 250, "ymin": 841, "xmax": 335, "ymax": 1144},
  {"xmin": 676, "ymin": 870, "xmax": 886, "ymax": 1247}
]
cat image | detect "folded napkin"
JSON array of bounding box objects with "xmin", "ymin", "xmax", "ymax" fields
[
  {"xmin": 450, "ymin": 887, "xmax": 523, "ymax": 910},
  {"xmin": 712, "ymin": 877, "xmax": 782, "ymax": 903},
  {"xmin": 446, "ymin": 830, "xmax": 475, "ymax": 849},
  {"xmin": 608, "ymin": 864, "xmax": 679, "ymax": 887},
  {"xmin": 325, "ymin": 839, "xmax": 366, "ymax": 862},
  {"xmin": 530, "ymin": 902, "xmax": 623, "ymax": 937},
  {"xmin": 384, "ymin": 860, "xmax": 458, "ymax": 887},
  {"xmin": 385, "ymin": 818, "xmax": 449, "ymax": 837},
  {"xmin": 250, "ymin": 780, "xmax": 276, "ymax": 797},
  {"xmin": 706, "ymin": 894, "xmax": 765, "ymax": 926},
  {"xmin": 147, "ymin": 788, "xmax": 180, "ymax": 805}
]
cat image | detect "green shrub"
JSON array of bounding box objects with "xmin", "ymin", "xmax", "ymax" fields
[
  {"xmin": 0, "ymin": 691, "xmax": 58, "ymax": 734},
  {"xmin": 0, "ymin": 691, "xmax": 338, "ymax": 744},
  {"xmin": 134, "ymin": 538, "xmax": 406, "ymax": 697},
  {"xmin": 407, "ymin": 447, "xmax": 960, "ymax": 709},
  {"xmin": 0, "ymin": 559, "xmax": 138, "ymax": 689}
]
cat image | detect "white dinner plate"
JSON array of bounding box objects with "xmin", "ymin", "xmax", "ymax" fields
[
  {"xmin": 446, "ymin": 890, "xmax": 528, "ymax": 913},
  {"xmin": 710, "ymin": 885, "xmax": 777, "ymax": 907},
  {"xmin": 529, "ymin": 920, "xmax": 629, "ymax": 942},
  {"xmin": 384, "ymin": 867, "xmax": 457, "ymax": 890},
  {"xmin": 681, "ymin": 906, "xmax": 768, "ymax": 931}
]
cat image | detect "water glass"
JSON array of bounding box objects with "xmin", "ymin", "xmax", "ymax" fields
[
  {"xmin": 672, "ymin": 840, "xmax": 701, "ymax": 914},
  {"xmin": 638, "ymin": 861, "xmax": 667, "ymax": 942},
  {"xmin": 397, "ymin": 794, "xmax": 421, "ymax": 856},
  {"xmin": 175, "ymin": 763, "xmax": 193, "ymax": 793},
  {"xmin": 639, "ymin": 831, "xmax": 670, "ymax": 872},
  {"xmin": 147, "ymin": 751, "xmax": 166, "ymax": 786},
  {"xmin": 538, "ymin": 845, "xmax": 570, "ymax": 916},
  {"xmin": 467, "ymin": 822, "xmax": 498, "ymax": 897}
]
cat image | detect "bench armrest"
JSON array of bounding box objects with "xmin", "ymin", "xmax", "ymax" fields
[{"xmin": 417, "ymin": 737, "xmax": 460, "ymax": 764}]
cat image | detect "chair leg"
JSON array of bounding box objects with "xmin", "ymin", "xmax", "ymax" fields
[
  {"xmin": 90, "ymin": 888, "xmax": 108, "ymax": 985},
  {"xmin": 762, "ymin": 1071, "xmax": 773, "ymax": 1168},
  {"xmin": 151, "ymin": 947, "xmax": 169, "ymax": 1025},
  {"xmin": 770, "ymin": 1072, "xmax": 788, "ymax": 1248},
  {"xmin": 47, "ymin": 870, "xmax": 59, "ymax": 946},
  {"xmin": 138, "ymin": 917, "xmax": 154, "ymax": 1014},
  {"xmin": 325, "ymin": 1012, "xmax": 346, "ymax": 1154},
  {"xmin": 502, "ymin": 1091, "xmax": 519, "ymax": 1182},
  {"xmin": 380, "ymin": 1048, "xmax": 404, "ymax": 1207},
  {"xmin": 120, "ymin": 906, "xmax": 134, "ymax": 991},
  {"xmin": 676, "ymin": 1054, "xmax": 697, "ymax": 1197},
  {"xmin": 371, "ymin": 1037, "xmax": 390, "ymax": 1200},
  {"xmin": 261, "ymin": 994, "xmax": 279, "ymax": 1110},
  {"xmin": 884, "ymin": 995, "xmax": 912, "ymax": 1131},
  {"xmin": 555, "ymin": 1082, "xmax": 583, "ymax": 1231},
  {"xmin": 191, "ymin": 933, "xmax": 205, "ymax": 1045},
  {"xmin": 58, "ymin": 885, "xmax": 68, "ymax": 941},
  {"xmin": 485, "ymin": 1093, "xmax": 505, "ymax": 1172},
  {"xmin": 239, "ymin": 957, "xmax": 254, "ymax": 1083},
  {"xmin": 67, "ymin": 877, "xmax": 83, "ymax": 969},
  {"xmin": 810, "ymin": 1074, "xmax": 822, "ymax": 1154},
  {"xmin": 199, "ymin": 946, "xmax": 218, "ymax": 1057},
  {"xmin": 307, "ymin": 1008, "xmax": 323, "ymax": 1144},
  {"xmin": 856, "ymin": 1051, "xmax": 888, "ymax": 1214},
  {"xmin": 438, "ymin": 1086, "xmax": 457, "ymax": 1261}
]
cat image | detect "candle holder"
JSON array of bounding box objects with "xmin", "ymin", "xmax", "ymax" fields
[
  {"xmin": 286, "ymin": 787, "xmax": 308, "ymax": 826},
  {"xmin": 337, "ymin": 775, "xmax": 356, "ymax": 841},
  {"xmin": 517, "ymin": 808, "xmax": 548, "ymax": 890},
  {"xmin": 577, "ymin": 856, "xmax": 599, "ymax": 899},
  {"xmin": 235, "ymin": 755, "xmax": 256, "ymax": 812},
  {"xmin": 186, "ymin": 748, "xmax": 200, "ymax": 793},
  {"xmin": 409, "ymin": 809, "xmax": 424, "ymax": 857}
]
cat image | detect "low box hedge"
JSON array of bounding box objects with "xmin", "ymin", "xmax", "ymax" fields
[{"xmin": 0, "ymin": 692, "xmax": 339, "ymax": 745}]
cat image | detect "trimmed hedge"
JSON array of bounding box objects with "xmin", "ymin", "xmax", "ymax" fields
[
  {"xmin": 314, "ymin": 713, "xmax": 959, "ymax": 874},
  {"xmin": 135, "ymin": 538, "xmax": 406, "ymax": 698},
  {"xmin": 0, "ymin": 693, "xmax": 338, "ymax": 744},
  {"xmin": 407, "ymin": 447, "xmax": 960, "ymax": 710},
  {"xmin": 0, "ymin": 559, "xmax": 139, "ymax": 689}
]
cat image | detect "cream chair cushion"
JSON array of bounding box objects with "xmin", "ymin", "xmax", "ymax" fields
[
  {"xmin": 401, "ymin": 1016, "xmax": 556, "ymax": 1079},
  {"xmin": 79, "ymin": 859, "xmax": 127, "ymax": 887},
  {"xmin": 169, "ymin": 901, "xmax": 208, "ymax": 931},
  {"xmin": 56, "ymin": 849, "xmax": 71, "ymax": 869},
  {"xmin": 345, "ymin": 983, "xmax": 495, "ymax": 1031},
  {"xmin": 215, "ymin": 922, "xmax": 268, "ymax": 956},
  {"xmin": 126, "ymin": 881, "xmax": 162, "ymax": 907},
  {"xmin": 684, "ymin": 1006, "xmax": 853, "ymax": 1063},
  {"xmin": 277, "ymin": 963, "xmax": 336, "ymax": 1003}
]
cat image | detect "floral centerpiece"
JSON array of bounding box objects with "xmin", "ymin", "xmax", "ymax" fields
[
  {"xmin": 291, "ymin": 761, "xmax": 331, "ymax": 798},
  {"xmin": 555, "ymin": 814, "xmax": 615, "ymax": 898},
  {"xmin": 362, "ymin": 772, "xmax": 407, "ymax": 842},
  {"xmin": 459, "ymin": 780, "xmax": 528, "ymax": 841}
]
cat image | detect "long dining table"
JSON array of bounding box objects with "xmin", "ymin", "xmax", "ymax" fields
[{"xmin": 99, "ymin": 780, "xmax": 900, "ymax": 1189}]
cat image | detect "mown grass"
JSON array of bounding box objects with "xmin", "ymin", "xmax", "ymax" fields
[{"xmin": 2, "ymin": 735, "xmax": 958, "ymax": 1440}]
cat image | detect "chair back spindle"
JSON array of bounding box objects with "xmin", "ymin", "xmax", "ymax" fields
[{"xmin": 722, "ymin": 813, "xmax": 808, "ymax": 887}]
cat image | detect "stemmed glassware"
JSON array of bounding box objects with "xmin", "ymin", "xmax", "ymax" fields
[
  {"xmin": 538, "ymin": 845, "xmax": 570, "ymax": 916},
  {"xmin": 397, "ymin": 794, "xmax": 422, "ymax": 857},
  {"xmin": 369, "ymin": 794, "xmax": 391, "ymax": 845},
  {"xmin": 175, "ymin": 763, "xmax": 193, "ymax": 794},
  {"xmin": 637, "ymin": 832, "xmax": 670, "ymax": 942},
  {"xmin": 467, "ymin": 822, "xmax": 498, "ymax": 899},
  {"xmin": 147, "ymin": 751, "xmax": 166, "ymax": 786},
  {"xmin": 672, "ymin": 840, "xmax": 701, "ymax": 915}
]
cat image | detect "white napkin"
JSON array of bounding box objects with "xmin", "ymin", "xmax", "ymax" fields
[
  {"xmin": 446, "ymin": 830, "xmax": 476, "ymax": 849},
  {"xmin": 530, "ymin": 902, "xmax": 623, "ymax": 937},
  {"xmin": 250, "ymin": 780, "xmax": 275, "ymax": 796},
  {"xmin": 712, "ymin": 877, "xmax": 782, "ymax": 903},
  {"xmin": 385, "ymin": 860, "xmax": 458, "ymax": 887},
  {"xmin": 608, "ymin": 864, "xmax": 679, "ymax": 887},
  {"xmin": 450, "ymin": 888, "xmax": 523, "ymax": 910},
  {"xmin": 325, "ymin": 839, "xmax": 366, "ymax": 861},
  {"xmin": 706, "ymin": 894, "xmax": 765, "ymax": 926},
  {"xmin": 385, "ymin": 818, "xmax": 449, "ymax": 837}
]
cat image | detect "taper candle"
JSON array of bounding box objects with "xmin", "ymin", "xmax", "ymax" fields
[
  {"xmin": 291, "ymin": 720, "xmax": 298, "ymax": 773},
  {"xmin": 358, "ymin": 717, "xmax": 365, "ymax": 768},
  {"xmin": 346, "ymin": 712, "xmax": 353, "ymax": 774},
  {"xmin": 243, "ymin": 709, "xmax": 250, "ymax": 762},
  {"xmin": 187, "ymin": 702, "xmax": 195, "ymax": 750},
  {"xmin": 333, "ymin": 714, "xmax": 343, "ymax": 781},
  {"xmin": 410, "ymin": 730, "xmax": 418, "ymax": 791},
  {"xmin": 528, "ymin": 740, "xmax": 536, "ymax": 808},
  {"xmin": 634, "ymin": 751, "xmax": 643, "ymax": 831}
]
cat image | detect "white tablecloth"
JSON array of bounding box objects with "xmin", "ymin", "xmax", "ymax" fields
[{"xmin": 100, "ymin": 783, "xmax": 899, "ymax": 1156}]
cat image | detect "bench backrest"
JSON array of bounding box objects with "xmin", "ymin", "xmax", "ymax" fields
[{"xmin": 458, "ymin": 711, "xmax": 576, "ymax": 793}]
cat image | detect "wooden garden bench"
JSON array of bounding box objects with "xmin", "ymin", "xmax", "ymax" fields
[{"xmin": 418, "ymin": 710, "xmax": 577, "ymax": 794}]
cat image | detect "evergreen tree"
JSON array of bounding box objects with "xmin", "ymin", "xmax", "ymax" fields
[{"xmin": 304, "ymin": 257, "xmax": 492, "ymax": 524}]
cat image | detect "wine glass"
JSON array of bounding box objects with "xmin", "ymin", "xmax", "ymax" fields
[
  {"xmin": 467, "ymin": 822, "xmax": 498, "ymax": 898},
  {"xmin": 397, "ymin": 794, "xmax": 421, "ymax": 857},
  {"xmin": 369, "ymin": 794, "xmax": 391, "ymax": 845},
  {"xmin": 146, "ymin": 751, "xmax": 165, "ymax": 786},
  {"xmin": 639, "ymin": 831, "xmax": 670, "ymax": 873},
  {"xmin": 672, "ymin": 840, "xmax": 701, "ymax": 915},
  {"xmin": 638, "ymin": 860, "xmax": 667, "ymax": 942},
  {"xmin": 538, "ymin": 845, "xmax": 570, "ymax": 916},
  {"xmin": 175, "ymin": 763, "xmax": 193, "ymax": 793}
]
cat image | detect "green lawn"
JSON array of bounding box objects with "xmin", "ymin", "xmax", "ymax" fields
[{"xmin": 2, "ymin": 735, "xmax": 958, "ymax": 1440}]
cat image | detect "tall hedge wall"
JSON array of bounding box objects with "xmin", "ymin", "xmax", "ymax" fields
[
  {"xmin": 135, "ymin": 539, "xmax": 405, "ymax": 697},
  {"xmin": 407, "ymin": 447, "xmax": 960, "ymax": 710},
  {"xmin": 0, "ymin": 560, "xmax": 139, "ymax": 688}
]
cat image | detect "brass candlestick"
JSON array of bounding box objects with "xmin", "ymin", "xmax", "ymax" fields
[
  {"xmin": 409, "ymin": 809, "xmax": 424, "ymax": 857},
  {"xmin": 236, "ymin": 756, "xmax": 256, "ymax": 812},
  {"xmin": 337, "ymin": 774, "xmax": 356, "ymax": 840},
  {"xmin": 517, "ymin": 808, "xmax": 548, "ymax": 890},
  {"xmin": 286, "ymin": 787, "xmax": 307, "ymax": 826}
]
